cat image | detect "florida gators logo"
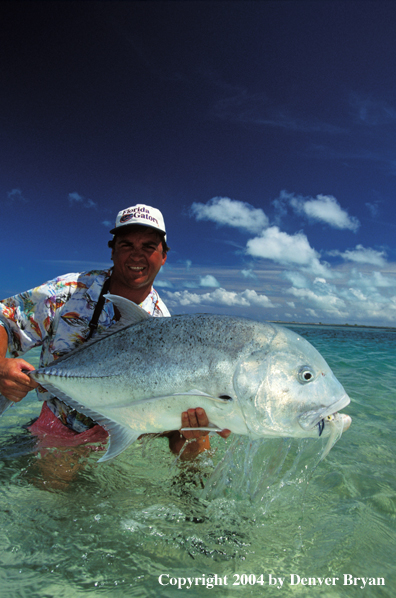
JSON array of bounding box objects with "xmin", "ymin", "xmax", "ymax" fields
[{"xmin": 120, "ymin": 213, "xmax": 134, "ymax": 223}]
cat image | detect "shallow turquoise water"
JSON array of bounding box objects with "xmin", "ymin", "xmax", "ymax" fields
[{"xmin": 0, "ymin": 325, "xmax": 395, "ymax": 597}]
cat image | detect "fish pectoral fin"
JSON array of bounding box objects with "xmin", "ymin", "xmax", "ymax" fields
[
  {"xmin": 104, "ymin": 293, "xmax": 152, "ymax": 324},
  {"xmin": 98, "ymin": 426, "xmax": 141, "ymax": 462},
  {"xmin": 36, "ymin": 383, "xmax": 140, "ymax": 462}
]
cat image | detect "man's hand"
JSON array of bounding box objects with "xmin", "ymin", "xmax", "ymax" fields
[
  {"xmin": 168, "ymin": 407, "xmax": 231, "ymax": 458},
  {"xmin": 181, "ymin": 408, "xmax": 231, "ymax": 440},
  {"xmin": 0, "ymin": 357, "xmax": 38, "ymax": 401}
]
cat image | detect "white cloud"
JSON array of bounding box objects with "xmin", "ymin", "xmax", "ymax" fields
[
  {"xmin": 68, "ymin": 192, "xmax": 84, "ymax": 203},
  {"xmin": 165, "ymin": 287, "xmax": 276, "ymax": 309},
  {"xmin": 347, "ymin": 269, "xmax": 396, "ymax": 292},
  {"xmin": 199, "ymin": 275, "xmax": 220, "ymax": 287},
  {"xmin": 68, "ymin": 192, "xmax": 97, "ymax": 209},
  {"xmin": 154, "ymin": 280, "xmax": 173, "ymax": 288},
  {"xmin": 182, "ymin": 281, "xmax": 200, "ymax": 289},
  {"xmin": 287, "ymin": 286, "xmax": 347, "ymax": 318},
  {"xmin": 285, "ymin": 191, "xmax": 360, "ymax": 231},
  {"xmin": 246, "ymin": 226, "xmax": 331, "ymax": 277},
  {"xmin": 241, "ymin": 269, "xmax": 257, "ymax": 279},
  {"xmin": 102, "ymin": 220, "xmax": 112, "ymax": 227},
  {"xmin": 191, "ymin": 197, "xmax": 269, "ymax": 233},
  {"xmin": 282, "ymin": 271, "xmax": 309, "ymax": 288},
  {"xmin": 331, "ymin": 244, "xmax": 387, "ymax": 267},
  {"xmin": 372, "ymin": 271, "xmax": 396, "ymax": 288}
]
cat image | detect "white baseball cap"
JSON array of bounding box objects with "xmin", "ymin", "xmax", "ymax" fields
[{"xmin": 110, "ymin": 204, "xmax": 166, "ymax": 240}]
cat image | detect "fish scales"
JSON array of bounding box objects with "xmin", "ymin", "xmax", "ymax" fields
[{"xmin": 39, "ymin": 315, "xmax": 273, "ymax": 401}]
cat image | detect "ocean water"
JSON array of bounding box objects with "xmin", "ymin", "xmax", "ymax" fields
[{"xmin": 0, "ymin": 324, "xmax": 395, "ymax": 598}]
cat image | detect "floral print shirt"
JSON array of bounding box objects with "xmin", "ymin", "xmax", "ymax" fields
[{"xmin": 0, "ymin": 269, "xmax": 170, "ymax": 431}]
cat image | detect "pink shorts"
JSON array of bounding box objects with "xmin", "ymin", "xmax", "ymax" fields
[{"xmin": 28, "ymin": 401, "xmax": 109, "ymax": 449}]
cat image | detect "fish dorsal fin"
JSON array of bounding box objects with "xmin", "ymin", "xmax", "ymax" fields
[{"xmin": 104, "ymin": 293, "xmax": 152, "ymax": 324}]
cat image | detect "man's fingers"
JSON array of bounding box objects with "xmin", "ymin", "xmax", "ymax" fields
[
  {"xmin": 181, "ymin": 408, "xmax": 209, "ymax": 439},
  {"xmin": 180, "ymin": 408, "xmax": 231, "ymax": 441},
  {"xmin": 18, "ymin": 360, "xmax": 38, "ymax": 386},
  {"xmin": 0, "ymin": 357, "xmax": 38, "ymax": 401},
  {"xmin": 195, "ymin": 407, "xmax": 209, "ymax": 427}
]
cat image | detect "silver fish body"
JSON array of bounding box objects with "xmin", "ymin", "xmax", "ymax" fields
[{"xmin": 27, "ymin": 294, "xmax": 351, "ymax": 461}]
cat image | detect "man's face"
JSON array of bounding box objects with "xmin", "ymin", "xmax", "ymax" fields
[{"xmin": 111, "ymin": 228, "xmax": 167, "ymax": 295}]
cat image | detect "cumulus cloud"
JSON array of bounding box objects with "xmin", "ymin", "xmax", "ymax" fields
[
  {"xmin": 330, "ymin": 244, "xmax": 387, "ymax": 267},
  {"xmin": 282, "ymin": 191, "xmax": 360, "ymax": 231},
  {"xmin": 347, "ymin": 269, "xmax": 396, "ymax": 291},
  {"xmin": 165, "ymin": 288, "xmax": 276, "ymax": 309},
  {"xmin": 68, "ymin": 192, "xmax": 97, "ymax": 209},
  {"xmin": 281, "ymin": 267, "xmax": 396, "ymax": 324},
  {"xmin": 199, "ymin": 275, "xmax": 220, "ymax": 287},
  {"xmin": 372, "ymin": 272, "xmax": 396, "ymax": 287},
  {"xmin": 282, "ymin": 271, "xmax": 309, "ymax": 289},
  {"xmin": 287, "ymin": 286, "xmax": 347, "ymax": 318},
  {"xmin": 246, "ymin": 226, "xmax": 330, "ymax": 277},
  {"xmin": 190, "ymin": 197, "xmax": 269, "ymax": 233}
]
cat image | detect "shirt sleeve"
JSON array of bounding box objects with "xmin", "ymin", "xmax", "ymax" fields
[{"xmin": 0, "ymin": 274, "xmax": 77, "ymax": 357}]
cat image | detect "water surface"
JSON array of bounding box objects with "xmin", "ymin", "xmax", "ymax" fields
[{"xmin": 0, "ymin": 325, "xmax": 395, "ymax": 597}]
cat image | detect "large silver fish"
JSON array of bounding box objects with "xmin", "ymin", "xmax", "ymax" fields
[{"xmin": 1, "ymin": 294, "xmax": 351, "ymax": 461}]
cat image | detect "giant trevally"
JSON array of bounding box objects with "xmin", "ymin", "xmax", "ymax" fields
[{"xmin": 1, "ymin": 294, "xmax": 351, "ymax": 461}]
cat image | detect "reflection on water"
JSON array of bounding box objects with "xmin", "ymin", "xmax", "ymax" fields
[{"xmin": 0, "ymin": 327, "xmax": 395, "ymax": 597}]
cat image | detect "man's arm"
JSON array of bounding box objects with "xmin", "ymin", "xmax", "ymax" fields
[{"xmin": 0, "ymin": 325, "xmax": 38, "ymax": 401}]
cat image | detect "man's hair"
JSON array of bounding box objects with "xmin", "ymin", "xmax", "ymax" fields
[{"xmin": 108, "ymin": 225, "xmax": 170, "ymax": 253}]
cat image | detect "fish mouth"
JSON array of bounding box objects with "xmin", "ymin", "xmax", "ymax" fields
[
  {"xmin": 298, "ymin": 393, "xmax": 350, "ymax": 433},
  {"xmin": 317, "ymin": 412, "xmax": 352, "ymax": 437}
]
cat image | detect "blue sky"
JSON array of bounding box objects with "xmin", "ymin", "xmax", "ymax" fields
[{"xmin": 1, "ymin": 1, "xmax": 396, "ymax": 326}]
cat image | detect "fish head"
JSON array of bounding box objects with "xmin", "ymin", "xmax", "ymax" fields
[{"xmin": 233, "ymin": 324, "xmax": 350, "ymax": 440}]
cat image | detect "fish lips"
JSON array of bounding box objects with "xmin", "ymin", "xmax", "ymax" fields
[{"xmin": 298, "ymin": 393, "xmax": 350, "ymax": 431}]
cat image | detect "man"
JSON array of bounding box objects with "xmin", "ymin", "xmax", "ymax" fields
[{"xmin": 0, "ymin": 204, "xmax": 230, "ymax": 457}]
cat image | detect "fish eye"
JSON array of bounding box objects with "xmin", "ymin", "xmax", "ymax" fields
[{"xmin": 298, "ymin": 366, "xmax": 315, "ymax": 384}]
